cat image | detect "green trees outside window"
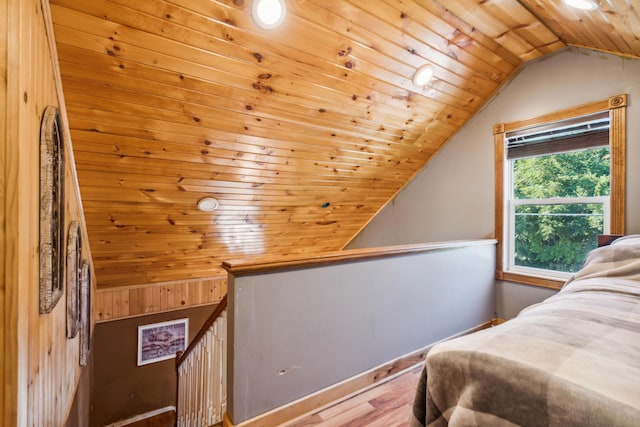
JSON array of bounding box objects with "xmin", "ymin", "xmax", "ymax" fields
[{"xmin": 512, "ymin": 148, "xmax": 610, "ymax": 272}]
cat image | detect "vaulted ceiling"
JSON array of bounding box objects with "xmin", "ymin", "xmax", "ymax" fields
[{"xmin": 49, "ymin": 0, "xmax": 640, "ymax": 288}]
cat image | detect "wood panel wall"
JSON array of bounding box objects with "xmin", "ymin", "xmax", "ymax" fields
[
  {"xmin": 95, "ymin": 276, "xmax": 227, "ymax": 321},
  {"xmin": 1, "ymin": 0, "xmax": 94, "ymax": 424},
  {"xmin": 0, "ymin": 0, "xmax": 8, "ymax": 420}
]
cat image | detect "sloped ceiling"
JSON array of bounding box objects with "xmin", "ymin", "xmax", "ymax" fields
[{"xmin": 49, "ymin": 0, "xmax": 640, "ymax": 288}]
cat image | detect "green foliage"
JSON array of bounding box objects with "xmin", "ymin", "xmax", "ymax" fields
[{"xmin": 512, "ymin": 148, "xmax": 610, "ymax": 272}]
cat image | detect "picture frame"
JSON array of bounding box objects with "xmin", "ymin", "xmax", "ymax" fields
[
  {"xmin": 66, "ymin": 221, "xmax": 82, "ymax": 338},
  {"xmin": 137, "ymin": 318, "xmax": 189, "ymax": 366},
  {"xmin": 79, "ymin": 259, "xmax": 91, "ymax": 366},
  {"xmin": 39, "ymin": 106, "xmax": 66, "ymax": 314}
]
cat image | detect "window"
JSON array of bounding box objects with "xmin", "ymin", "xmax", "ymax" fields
[{"xmin": 494, "ymin": 95, "xmax": 626, "ymax": 288}]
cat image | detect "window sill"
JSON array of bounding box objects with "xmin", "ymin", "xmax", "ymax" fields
[{"xmin": 496, "ymin": 271, "xmax": 565, "ymax": 290}]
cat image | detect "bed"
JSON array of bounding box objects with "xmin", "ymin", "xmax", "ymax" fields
[{"xmin": 411, "ymin": 235, "xmax": 640, "ymax": 427}]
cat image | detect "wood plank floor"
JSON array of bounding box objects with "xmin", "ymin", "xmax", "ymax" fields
[
  {"xmin": 283, "ymin": 364, "xmax": 423, "ymax": 427},
  {"xmin": 122, "ymin": 364, "xmax": 422, "ymax": 427}
]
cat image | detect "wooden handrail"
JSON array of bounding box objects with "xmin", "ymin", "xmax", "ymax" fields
[
  {"xmin": 223, "ymin": 239, "xmax": 497, "ymax": 276},
  {"xmin": 176, "ymin": 294, "xmax": 227, "ymax": 367}
]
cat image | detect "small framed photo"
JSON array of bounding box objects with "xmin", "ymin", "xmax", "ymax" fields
[{"xmin": 137, "ymin": 318, "xmax": 189, "ymax": 366}]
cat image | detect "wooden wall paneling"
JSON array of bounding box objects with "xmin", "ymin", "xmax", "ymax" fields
[
  {"xmin": 54, "ymin": 63, "xmax": 441, "ymax": 148},
  {"xmin": 45, "ymin": 0, "xmax": 638, "ymax": 290},
  {"xmin": 119, "ymin": 288, "xmax": 131, "ymax": 316},
  {"xmin": 173, "ymin": 284, "xmax": 183, "ymax": 314},
  {"xmin": 70, "ymin": 160, "xmax": 410, "ymax": 195},
  {"xmin": 58, "ymin": 80, "xmax": 422, "ymax": 146},
  {"xmin": 54, "ymin": 55, "xmax": 418, "ymax": 140},
  {"xmin": 158, "ymin": 284, "xmax": 168, "ymax": 311},
  {"xmin": 58, "ymin": 2, "xmax": 490, "ymax": 110},
  {"xmin": 337, "ymin": 0, "xmax": 511, "ymax": 85},
  {"xmin": 595, "ymin": 1, "xmax": 636, "ymax": 53},
  {"xmin": 108, "ymin": 288, "xmax": 120, "ymax": 318},
  {"xmin": 94, "ymin": 277, "xmax": 227, "ymax": 321},
  {"xmin": 1, "ymin": 0, "xmax": 9, "ymax": 422},
  {"xmin": 72, "ymin": 168, "xmax": 402, "ymax": 196},
  {"xmin": 605, "ymin": 0, "xmax": 640, "ymax": 53},
  {"xmin": 436, "ymin": 0, "xmax": 564, "ymax": 61},
  {"xmin": 58, "ymin": 86, "xmax": 435, "ymax": 152},
  {"xmin": 373, "ymin": 0, "xmax": 519, "ymax": 72},
  {"xmin": 46, "ymin": 0, "xmax": 521, "ymax": 288},
  {"xmin": 60, "ymin": 99, "xmax": 435, "ymax": 168},
  {"xmin": 136, "ymin": 288, "xmax": 147, "ymax": 315},
  {"xmin": 166, "ymin": 283, "xmax": 176, "ymax": 308},
  {"xmin": 144, "ymin": 287, "xmax": 154, "ymax": 313},
  {"xmin": 2, "ymin": 0, "xmax": 95, "ymax": 424},
  {"xmin": 102, "ymin": 289, "xmax": 115, "ymax": 320},
  {"xmin": 61, "ymin": 108, "xmax": 429, "ymax": 172},
  {"xmin": 189, "ymin": 281, "xmax": 199, "ymax": 304},
  {"xmin": 211, "ymin": 279, "xmax": 221, "ymax": 301},
  {"xmin": 80, "ymin": 205, "xmax": 376, "ymax": 223},
  {"xmin": 48, "ymin": 0, "xmax": 480, "ymax": 159},
  {"xmin": 49, "ymin": 4, "xmax": 457, "ymax": 125},
  {"xmin": 520, "ymin": 0, "xmax": 640, "ymax": 58},
  {"xmin": 62, "ymin": 123, "xmax": 423, "ymax": 181}
]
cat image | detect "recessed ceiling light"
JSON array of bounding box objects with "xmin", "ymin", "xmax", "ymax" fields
[
  {"xmin": 563, "ymin": 0, "xmax": 598, "ymax": 10},
  {"xmin": 252, "ymin": 0, "xmax": 286, "ymax": 30},
  {"xmin": 412, "ymin": 65, "xmax": 434, "ymax": 88},
  {"xmin": 197, "ymin": 197, "xmax": 219, "ymax": 212}
]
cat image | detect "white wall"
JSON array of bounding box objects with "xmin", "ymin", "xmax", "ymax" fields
[
  {"xmin": 348, "ymin": 48, "xmax": 640, "ymax": 248},
  {"xmin": 495, "ymin": 281, "xmax": 557, "ymax": 319},
  {"xmin": 227, "ymin": 241, "xmax": 496, "ymax": 423}
]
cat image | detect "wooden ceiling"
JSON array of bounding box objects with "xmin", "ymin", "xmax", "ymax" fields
[{"xmin": 49, "ymin": 0, "xmax": 640, "ymax": 288}]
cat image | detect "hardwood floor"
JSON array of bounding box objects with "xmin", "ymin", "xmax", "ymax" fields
[
  {"xmin": 284, "ymin": 364, "xmax": 423, "ymax": 427},
  {"xmin": 119, "ymin": 364, "xmax": 422, "ymax": 427}
]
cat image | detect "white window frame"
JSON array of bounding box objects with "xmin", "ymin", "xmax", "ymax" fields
[
  {"xmin": 503, "ymin": 142, "xmax": 611, "ymax": 280},
  {"xmin": 504, "ymin": 175, "xmax": 610, "ymax": 279}
]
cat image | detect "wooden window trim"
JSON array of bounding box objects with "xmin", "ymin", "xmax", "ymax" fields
[{"xmin": 494, "ymin": 94, "xmax": 626, "ymax": 289}]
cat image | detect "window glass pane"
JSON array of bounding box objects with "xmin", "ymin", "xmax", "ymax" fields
[
  {"xmin": 513, "ymin": 148, "xmax": 610, "ymax": 199},
  {"xmin": 514, "ymin": 203, "xmax": 604, "ymax": 272}
]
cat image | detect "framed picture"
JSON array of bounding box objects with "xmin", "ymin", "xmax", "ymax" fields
[
  {"xmin": 39, "ymin": 106, "xmax": 66, "ymax": 314},
  {"xmin": 79, "ymin": 259, "xmax": 91, "ymax": 366},
  {"xmin": 137, "ymin": 318, "xmax": 189, "ymax": 366},
  {"xmin": 66, "ymin": 221, "xmax": 82, "ymax": 338}
]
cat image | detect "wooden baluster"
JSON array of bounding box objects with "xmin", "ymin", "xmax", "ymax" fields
[{"xmin": 175, "ymin": 303, "xmax": 227, "ymax": 426}]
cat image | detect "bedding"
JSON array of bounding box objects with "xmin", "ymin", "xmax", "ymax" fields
[{"xmin": 410, "ymin": 236, "xmax": 640, "ymax": 427}]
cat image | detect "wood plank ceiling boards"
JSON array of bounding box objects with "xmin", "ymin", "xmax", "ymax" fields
[{"xmin": 49, "ymin": 0, "xmax": 640, "ymax": 290}]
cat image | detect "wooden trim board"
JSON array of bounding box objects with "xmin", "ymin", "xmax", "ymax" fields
[
  {"xmin": 224, "ymin": 319, "xmax": 498, "ymax": 427},
  {"xmin": 224, "ymin": 239, "xmax": 497, "ymax": 276},
  {"xmin": 103, "ymin": 406, "xmax": 175, "ymax": 427}
]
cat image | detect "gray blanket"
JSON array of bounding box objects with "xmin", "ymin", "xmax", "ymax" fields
[{"xmin": 411, "ymin": 237, "xmax": 640, "ymax": 426}]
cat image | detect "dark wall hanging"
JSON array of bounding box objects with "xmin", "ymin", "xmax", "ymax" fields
[
  {"xmin": 79, "ymin": 259, "xmax": 91, "ymax": 366},
  {"xmin": 66, "ymin": 220, "xmax": 82, "ymax": 338},
  {"xmin": 39, "ymin": 106, "xmax": 66, "ymax": 314}
]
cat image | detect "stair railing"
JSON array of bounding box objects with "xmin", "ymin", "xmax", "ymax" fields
[{"xmin": 175, "ymin": 295, "xmax": 227, "ymax": 427}]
